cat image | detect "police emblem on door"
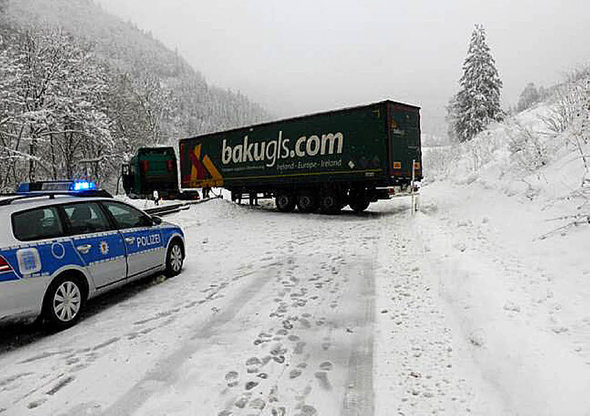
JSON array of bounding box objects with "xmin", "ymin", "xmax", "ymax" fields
[
  {"xmin": 16, "ymin": 248, "xmax": 42, "ymax": 275},
  {"xmin": 100, "ymin": 241, "xmax": 109, "ymax": 255}
]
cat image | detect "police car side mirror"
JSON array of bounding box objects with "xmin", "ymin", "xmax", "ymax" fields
[{"xmin": 151, "ymin": 215, "xmax": 163, "ymax": 226}]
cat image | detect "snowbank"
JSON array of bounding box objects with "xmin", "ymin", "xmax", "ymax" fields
[{"xmin": 418, "ymin": 82, "xmax": 590, "ymax": 414}]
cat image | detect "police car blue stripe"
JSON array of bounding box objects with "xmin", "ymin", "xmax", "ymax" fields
[{"xmin": 0, "ymin": 272, "xmax": 19, "ymax": 282}]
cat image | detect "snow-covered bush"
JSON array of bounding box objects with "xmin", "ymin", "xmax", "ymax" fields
[
  {"xmin": 541, "ymin": 83, "xmax": 584, "ymax": 134},
  {"xmin": 422, "ymin": 146, "xmax": 458, "ymax": 182},
  {"xmin": 507, "ymin": 123, "xmax": 549, "ymax": 173},
  {"xmin": 423, "ymin": 126, "xmax": 505, "ymax": 182}
]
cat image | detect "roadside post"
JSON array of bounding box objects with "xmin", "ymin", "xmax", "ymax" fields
[{"xmin": 411, "ymin": 159, "xmax": 417, "ymax": 215}]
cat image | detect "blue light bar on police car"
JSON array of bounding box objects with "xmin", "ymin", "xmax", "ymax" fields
[
  {"xmin": 72, "ymin": 181, "xmax": 97, "ymax": 191},
  {"xmin": 16, "ymin": 180, "xmax": 98, "ymax": 193}
]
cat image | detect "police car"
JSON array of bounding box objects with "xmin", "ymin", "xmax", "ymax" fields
[{"xmin": 0, "ymin": 181, "xmax": 185, "ymax": 328}]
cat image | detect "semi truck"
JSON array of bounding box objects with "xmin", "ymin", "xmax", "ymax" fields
[{"xmin": 178, "ymin": 100, "xmax": 422, "ymax": 213}]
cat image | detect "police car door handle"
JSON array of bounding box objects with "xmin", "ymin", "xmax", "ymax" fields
[
  {"xmin": 76, "ymin": 244, "xmax": 92, "ymax": 254},
  {"xmin": 125, "ymin": 237, "xmax": 135, "ymax": 244}
]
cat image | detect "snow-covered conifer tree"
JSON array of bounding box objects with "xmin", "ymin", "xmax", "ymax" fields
[{"xmin": 452, "ymin": 25, "xmax": 503, "ymax": 142}]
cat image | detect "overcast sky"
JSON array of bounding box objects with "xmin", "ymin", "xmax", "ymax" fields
[{"xmin": 96, "ymin": 0, "xmax": 590, "ymax": 136}]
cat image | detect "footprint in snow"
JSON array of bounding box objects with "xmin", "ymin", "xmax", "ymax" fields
[
  {"xmin": 246, "ymin": 357, "xmax": 261, "ymax": 373},
  {"xmin": 294, "ymin": 342, "xmax": 306, "ymax": 355},
  {"xmin": 272, "ymin": 407, "xmax": 286, "ymax": 416},
  {"xmin": 250, "ymin": 398, "xmax": 266, "ymax": 410},
  {"xmin": 245, "ymin": 381, "xmax": 259, "ymax": 390},
  {"xmin": 27, "ymin": 399, "xmax": 47, "ymax": 409},
  {"xmin": 270, "ymin": 343, "xmax": 287, "ymax": 356},
  {"xmin": 319, "ymin": 361, "xmax": 333, "ymax": 371},
  {"xmin": 299, "ymin": 319, "xmax": 311, "ymax": 329},
  {"xmin": 298, "ymin": 404, "xmax": 318, "ymax": 415},
  {"xmin": 225, "ymin": 371, "xmax": 239, "ymax": 387},
  {"xmin": 234, "ymin": 393, "xmax": 250, "ymax": 408}
]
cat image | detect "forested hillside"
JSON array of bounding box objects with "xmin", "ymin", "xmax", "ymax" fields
[{"xmin": 0, "ymin": 0, "xmax": 268, "ymax": 191}]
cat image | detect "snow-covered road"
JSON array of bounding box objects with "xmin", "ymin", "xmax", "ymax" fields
[{"xmin": 1, "ymin": 190, "xmax": 587, "ymax": 415}]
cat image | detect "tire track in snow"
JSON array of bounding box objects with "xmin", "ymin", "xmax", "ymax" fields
[
  {"xmin": 99, "ymin": 263, "xmax": 280, "ymax": 416},
  {"xmin": 341, "ymin": 260, "xmax": 375, "ymax": 416}
]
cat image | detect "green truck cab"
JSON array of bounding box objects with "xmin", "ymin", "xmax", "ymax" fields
[
  {"xmin": 179, "ymin": 100, "xmax": 421, "ymax": 213},
  {"xmin": 122, "ymin": 146, "xmax": 201, "ymax": 200}
]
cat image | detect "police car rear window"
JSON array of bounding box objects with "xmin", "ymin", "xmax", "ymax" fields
[{"xmin": 12, "ymin": 207, "xmax": 64, "ymax": 241}]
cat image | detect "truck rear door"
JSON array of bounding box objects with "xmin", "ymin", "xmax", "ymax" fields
[{"xmin": 389, "ymin": 104, "xmax": 422, "ymax": 181}]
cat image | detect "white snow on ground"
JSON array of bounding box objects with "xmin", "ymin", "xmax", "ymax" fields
[
  {"xmin": 1, "ymin": 197, "xmax": 507, "ymax": 416},
  {"xmin": 416, "ymin": 183, "xmax": 590, "ymax": 415}
]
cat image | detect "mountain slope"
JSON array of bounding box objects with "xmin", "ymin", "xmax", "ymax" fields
[
  {"xmin": 0, "ymin": 0, "xmax": 268, "ymax": 190},
  {"xmin": 7, "ymin": 0, "xmax": 269, "ymax": 135}
]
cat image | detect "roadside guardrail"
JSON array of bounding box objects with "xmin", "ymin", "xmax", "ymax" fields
[{"xmin": 145, "ymin": 195, "xmax": 222, "ymax": 217}]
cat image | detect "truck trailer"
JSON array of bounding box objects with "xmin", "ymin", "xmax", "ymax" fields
[{"xmin": 178, "ymin": 100, "xmax": 422, "ymax": 213}]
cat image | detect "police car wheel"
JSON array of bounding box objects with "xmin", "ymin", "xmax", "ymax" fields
[
  {"xmin": 44, "ymin": 277, "xmax": 84, "ymax": 328},
  {"xmin": 166, "ymin": 241, "xmax": 184, "ymax": 277}
]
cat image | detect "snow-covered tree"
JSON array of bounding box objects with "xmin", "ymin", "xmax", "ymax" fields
[
  {"xmin": 445, "ymin": 94, "xmax": 459, "ymax": 141},
  {"xmin": 516, "ymin": 82, "xmax": 540, "ymax": 113},
  {"xmin": 0, "ymin": 27, "xmax": 114, "ymax": 188},
  {"xmin": 451, "ymin": 25, "xmax": 503, "ymax": 142}
]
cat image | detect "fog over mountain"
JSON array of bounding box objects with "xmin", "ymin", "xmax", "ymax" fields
[{"xmin": 95, "ymin": 0, "xmax": 590, "ymax": 136}]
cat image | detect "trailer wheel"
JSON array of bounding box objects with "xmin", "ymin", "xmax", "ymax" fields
[
  {"xmin": 350, "ymin": 198, "xmax": 370, "ymax": 213},
  {"xmin": 276, "ymin": 192, "xmax": 296, "ymax": 212},
  {"xmin": 319, "ymin": 191, "xmax": 342, "ymax": 214},
  {"xmin": 296, "ymin": 191, "xmax": 318, "ymax": 213}
]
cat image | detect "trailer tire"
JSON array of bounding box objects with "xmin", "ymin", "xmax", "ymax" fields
[
  {"xmin": 276, "ymin": 192, "xmax": 296, "ymax": 212},
  {"xmin": 319, "ymin": 191, "xmax": 342, "ymax": 214},
  {"xmin": 296, "ymin": 191, "xmax": 318, "ymax": 213},
  {"xmin": 350, "ymin": 198, "xmax": 370, "ymax": 213}
]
